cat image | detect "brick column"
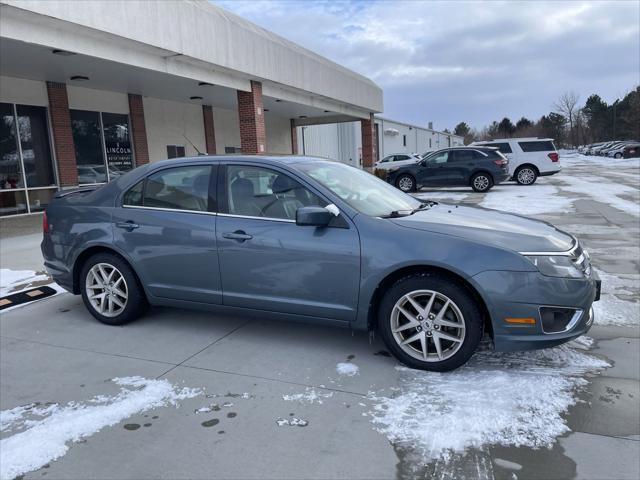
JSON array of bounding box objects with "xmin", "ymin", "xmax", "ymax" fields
[
  {"xmin": 361, "ymin": 113, "xmax": 377, "ymax": 168},
  {"xmin": 128, "ymin": 94, "xmax": 150, "ymax": 165},
  {"xmin": 46, "ymin": 82, "xmax": 78, "ymax": 186},
  {"xmin": 290, "ymin": 119, "xmax": 298, "ymax": 155},
  {"xmin": 237, "ymin": 81, "xmax": 266, "ymax": 154},
  {"xmin": 202, "ymin": 105, "xmax": 217, "ymax": 154}
]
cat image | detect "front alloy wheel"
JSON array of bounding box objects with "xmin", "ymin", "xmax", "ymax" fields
[
  {"xmin": 614, "ymin": 152, "xmax": 622, "ymax": 159},
  {"xmin": 516, "ymin": 167, "xmax": 537, "ymax": 185},
  {"xmin": 396, "ymin": 174, "xmax": 415, "ymax": 192},
  {"xmin": 390, "ymin": 290, "xmax": 465, "ymax": 362},
  {"xmin": 378, "ymin": 273, "xmax": 483, "ymax": 371}
]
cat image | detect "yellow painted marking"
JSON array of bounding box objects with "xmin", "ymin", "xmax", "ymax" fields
[
  {"xmin": 0, "ymin": 299, "xmax": 12, "ymax": 306},
  {"xmin": 26, "ymin": 290, "xmax": 44, "ymax": 298}
]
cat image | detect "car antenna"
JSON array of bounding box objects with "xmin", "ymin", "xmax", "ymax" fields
[{"xmin": 183, "ymin": 134, "xmax": 206, "ymax": 155}]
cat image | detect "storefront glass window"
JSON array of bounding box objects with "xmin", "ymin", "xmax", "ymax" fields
[
  {"xmin": 102, "ymin": 113, "xmax": 133, "ymax": 180},
  {"xmin": 71, "ymin": 110, "xmax": 107, "ymax": 184},
  {"xmin": 17, "ymin": 105, "xmax": 56, "ymax": 188},
  {"xmin": 0, "ymin": 102, "xmax": 57, "ymax": 217},
  {"xmin": 0, "ymin": 102, "xmax": 24, "ymax": 190}
]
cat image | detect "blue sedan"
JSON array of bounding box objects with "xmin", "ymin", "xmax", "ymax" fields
[{"xmin": 42, "ymin": 156, "xmax": 600, "ymax": 371}]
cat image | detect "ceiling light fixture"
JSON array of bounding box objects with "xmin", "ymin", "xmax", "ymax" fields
[
  {"xmin": 275, "ymin": 99, "xmax": 282, "ymax": 102},
  {"xmin": 324, "ymin": 110, "xmax": 330, "ymax": 113},
  {"xmin": 70, "ymin": 75, "xmax": 89, "ymax": 81},
  {"xmin": 198, "ymin": 82, "xmax": 213, "ymax": 86},
  {"xmin": 263, "ymin": 108, "xmax": 270, "ymax": 112},
  {"xmin": 190, "ymin": 96, "xmax": 203, "ymax": 100},
  {"xmin": 298, "ymin": 115, "xmax": 307, "ymax": 119},
  {"xmin": 52, "ymin": 49, "xmax": 76, "ymax": 56}
]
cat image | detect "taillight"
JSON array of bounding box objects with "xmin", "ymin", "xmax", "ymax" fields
[
  {"xmin": 493, "ymin": 159, "xmax": 507, "ymax": 166},
  {"xmin": 548, "ymin": 152, "xmax": 559, "ymax": 162},
  {"xmin": 42, "ymin": 211, "xmax": 49, "ymax": 233}
]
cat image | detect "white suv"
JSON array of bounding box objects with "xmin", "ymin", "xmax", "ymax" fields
[
  {"xmin": 470, "ymin": 138, "xmax": 561, "ymax": 185},
  {"xmin": 374, "ymin": 153, "xmax": 421, "ymax": 171}
]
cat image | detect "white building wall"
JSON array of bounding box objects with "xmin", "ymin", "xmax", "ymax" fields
[
  {"xmin": 296, "ymin": 122, "xmax": 360, "ymax": 167},
  {"xmin": 211, "ymin": 106, "xmax": 240, "ymax": 154},
  {"xmin": 67, "ymin": 85, "xmax": 129, "ymax": 114},
  {"xmin": 0, "ymin": 75, "xmax": 47, "ymax": 105},
  {"xmin": 143, "ymin": 97, "xmax": 206, "ymax": 161},
  {"xmin": 265, "ymin": 114, "xmax": 292, "ymax": 155}
]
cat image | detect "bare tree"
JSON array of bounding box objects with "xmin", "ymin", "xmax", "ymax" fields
[{"xmin": 554, "ymin": 91, "xmax": 580, "ymax": 147}]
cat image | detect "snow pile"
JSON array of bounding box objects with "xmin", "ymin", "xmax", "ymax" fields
[
  {"xmin": 367, "ymin": 341, "xmax": 608, "ymax": 463},
  {"xmin": 593, "ymin": 269, "xmax": 640, "ymax": 326},
  {"xmin": 0, "ymin": 376, "xmax": 201, "ymax": 479},
  {"xmin": 282, "ymin": 387, "xmax": 334, "ymax": 404},
  {"xmin": 480, "ymin": 185, "xmax": 573, "ymax": 215},
  {"xmin": 275, "ymin": 417, "xmax": 308, "ymax": 427},
  {"xmin": 336, "ymin": 362, "xmax": 360, "ymax": 376},
  {"xmin": 0, "ymin": 269, "xmax": 51, "ymax": 296}
]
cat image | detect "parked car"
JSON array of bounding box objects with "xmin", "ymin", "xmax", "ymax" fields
[
  {"xmin": 584, "ymin": 143, "xmax": 604, "ymax": 155},
  {"xmin": 385, "ymin": 147, "xmax": 509, "ymax": 193},
  {"xmin": 42, "ymin": 156, "xmax": 600, "ymax": 372},
  {"xmin": 621, "ymin": 143, "xmax": 640, "ymax": 159},
  {"xmin": 374, "ymin": 153, "xmax": 421, "ymax": 170},
  {"xmin": 605, "ymin": 141, "xmax": 637, "ymax": 158},
  {"xmin": 471, "ymin": 138, "xmax": 560, "ymax": 185}
]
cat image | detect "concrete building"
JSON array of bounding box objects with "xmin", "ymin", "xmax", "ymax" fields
[
  {"xmin": 0, "ymin": 0, "xmax": 382, "ymax": 217},
  {"xmin": 296, "ymin": 117, "xmax": 463, "ymax": 166}
]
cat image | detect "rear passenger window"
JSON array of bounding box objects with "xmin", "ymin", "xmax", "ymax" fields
[
  {"xmin": 123, "ymin": 180, "xmax": 143, "ymax": 206},
  {"xmin": 451, "ymin": 151, "xmax": 474, "ymax": 162},
  {"xmin": 142, "ymin": 166, "xmax": 211, "ymax": 212},
  {"xmin": 518, "ymin": 141, "xmax": 555, "ymax": 152},
  {"xmin": 480, "ymin": 143, "xmax": 512, "ymax": 154}
]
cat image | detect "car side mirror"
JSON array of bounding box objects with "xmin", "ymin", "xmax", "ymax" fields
[{"xmin": 296, "ymin": 206, "xmax": 333, "ymax": 227}]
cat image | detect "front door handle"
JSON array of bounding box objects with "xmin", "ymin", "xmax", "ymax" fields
[
  {"xmin": 115, "ymin": 221, "xmax": 140, "ymax": 231},
  {"xmin": 222, "ymin": 230, "xmax": 253, "ymax": 242}
]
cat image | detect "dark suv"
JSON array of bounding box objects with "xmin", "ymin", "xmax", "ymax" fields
[{"xmin": 385, "ymin": 147, "xmax": 510, "ymax": 192}]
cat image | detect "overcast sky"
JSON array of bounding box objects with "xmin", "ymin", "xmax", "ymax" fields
[{"xmin": 215, "ymin": 0, "xmax": 639, "ymax": 131}]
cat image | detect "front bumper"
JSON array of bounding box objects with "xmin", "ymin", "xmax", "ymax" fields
[{"xmin": 473, "ymin": 269, "xmax": 600, "ymax": 352}]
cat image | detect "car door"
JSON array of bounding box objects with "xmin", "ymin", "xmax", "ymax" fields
[
  {"xmin": 418, "ymin": 151, "xmax": 451, "ymax": 185},
  {"xmin": 216, "ymin": 163, "xmax": 360, "ymax": 322},
  {"xmin": 113, "ymin": 163, "xmax": 222, "ymax": 304},
  {"xmin": 448, "ymin": 150, "xmax": 475, "ymax": 184}
]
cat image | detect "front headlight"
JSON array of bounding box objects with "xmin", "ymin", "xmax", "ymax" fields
[{"xmin": 525, "ymin": 255, "xmax": 585, "ymax": 278}]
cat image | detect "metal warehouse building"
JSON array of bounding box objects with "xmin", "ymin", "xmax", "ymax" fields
[
  {"xmin": 296, "ymin": 118, "xmax": 463, "ymax": 166},
  {"xmin": 0, "ymin": 0, "xmax": 383, "ymax": 218}
]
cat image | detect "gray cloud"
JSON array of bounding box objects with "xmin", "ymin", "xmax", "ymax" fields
[{"xmin": 215, "ymin": 0, "xmax": 639, "ymax": 130}]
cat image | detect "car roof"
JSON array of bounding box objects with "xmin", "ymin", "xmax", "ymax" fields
[
  {"xmin": 474, "ymin": 137, "xmax": 554, "ymax": 142},
  {"xmin": 148, "ymin": 154, "xmax": 334, "ymax": 169}
]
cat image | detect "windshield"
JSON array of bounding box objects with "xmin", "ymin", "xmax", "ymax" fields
[{"xmin": 295, "ymin": 160, "xmax": 422, "ymax": 217}]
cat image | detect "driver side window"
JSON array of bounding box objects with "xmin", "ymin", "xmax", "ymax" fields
[
  {"xmin": 428, "ymin": 152, "xmax": 449, "ymax": 164},
  {"xmin": 226, "ymin": 165, "xmax": 326, "ymax": 220}
]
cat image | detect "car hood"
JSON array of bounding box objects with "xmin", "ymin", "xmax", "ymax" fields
[{"xmin": 391, "ymin": 203, "xmax": 574, "ymax": 253}]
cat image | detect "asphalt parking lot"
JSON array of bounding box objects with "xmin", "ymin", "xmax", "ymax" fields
[{"xmin": 1, "ymin": 153, "xmax": 639, "ymax": 480}]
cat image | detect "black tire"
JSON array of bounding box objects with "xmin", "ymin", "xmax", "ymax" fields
[
  {"xmin": 515, "ymin": 165, "xmax": 538, "ymax": 185},
  {"xmin": 377, "ymin": 273, "xmax": 483, "ymax": 372},
  {"xmin": 395, "ymin": 174, "xmax": 416, "ymax": 192},
  {"xmin": 80, "ymin": 252, "xmax": 147, "ymax": 326},
  {"xmin": 614, "ymin": 152, "xmax": 622, "ymax": 159},
  {"xmin": 470, "ymin": 172, "xmax": 493, "ymax": 192}
]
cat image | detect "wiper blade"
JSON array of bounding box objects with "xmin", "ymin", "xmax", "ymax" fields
[
  {"xmin": 380, "ymin": 210, "xmax": 412, "ymax": 218},
  {"xmin": 410, "ymin": 201, "xmax": 437, "ymax": 214}
]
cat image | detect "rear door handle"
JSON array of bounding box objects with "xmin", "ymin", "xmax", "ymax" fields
[
  {"xmin": 222, "ymin": 231, "xmax": 253, "ymax": 242},
  {"xmin": 115, "ymin": 221, "xmax": 139, "ymax": 231}
]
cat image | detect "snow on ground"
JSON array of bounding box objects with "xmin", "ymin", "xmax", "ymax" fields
[
  {"xmin": 282, "ymin": 387, "xmax": 334, "ymax": 404},
  {"xmin": 593, "ymin": 269, "xmax": 640, "ymax": 327},
  {"xmin": 558, "ymin": 175, "xmax": 639, "ymax": 217},
  {"xmin": 0, "ymin": 268, "xmax": 51, "ymax": 297},
  {"xmin": 0, "ymin": 376, "xmax": 201, "ymax": 480},
  {"xmin": 480, "ymin": 184, "xmax": 574, "ymax": 215},
  {"xmin": 367, "ymin": 340, "xmax": 608, "ymax": 464},
  {"xmin": 336, "ymin": 362, "xmax": 360, "ymax": 376}
]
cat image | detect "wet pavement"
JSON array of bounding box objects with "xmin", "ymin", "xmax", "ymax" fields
[{"xmin": 1, "ymin": 155, "xmax": 639, "ymax": 479}]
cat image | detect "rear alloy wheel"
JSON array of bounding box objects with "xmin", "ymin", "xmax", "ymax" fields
[
  {"xmin": 80, "ymin": 252, "xmax": 146, "ymax": 325},
  {"xmin": 378, "ymin": 273, "xmax": 483, "ymax": 371},
  {"xmin": 515, "ymin": 166, "xmax": 537, "ymax": 185},
  {"xmin": 614, "ymin": 152, "xmax": 622, "ymax": 159},
  {"xmin": 470, "ymin": 173, "xmax": 493, "ymax": 192},
  {"xmin": 396, "ymin": 174, "xmax": 416, "ymax": 192}
]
